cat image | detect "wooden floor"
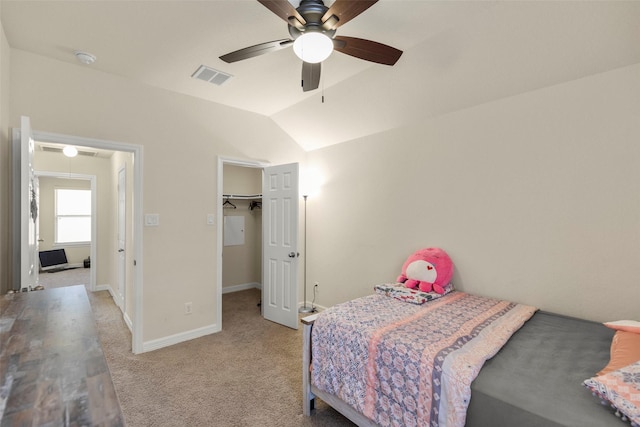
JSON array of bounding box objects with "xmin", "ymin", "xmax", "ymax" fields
[{"xmin": 0, "ymin": 286, "xmax": 124, "ymax": 426}]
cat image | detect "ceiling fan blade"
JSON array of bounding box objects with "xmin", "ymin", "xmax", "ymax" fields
[
  {"xmin": 258, "ymin": 0, "xmax": 306, "ymax": 26},
  {"xmin": 220, "ymin": 39, "xmax": 293, "ymax": 63},
  {"xmin": 322, "ymin": 0, "xmax": 378, "ymax": 29},
  {"xmin": 301, "ymin": 61, "xmax": 321, "ymax": 92},
  {"xmin": 333, "ymin": 36, "xmax": 402, "ymax": 66}
]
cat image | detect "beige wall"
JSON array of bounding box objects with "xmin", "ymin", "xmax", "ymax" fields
[
  {"xmin": 224, "ymin": 164, "xmax": 262, "ymax": 195},
  {"xmin": 0, "ymin": 12, "xmax": 11, "ymax": 294},
  {"xmin": 306, "ymin": 63, "xmax": 640, "ymax": 322},
  {"xmin": 6, "ymin": 34, "xmax": 637, "ymax": 347},
  {"xmin": 36, "ymin": 177, "xmax": 91, "ymax": 265},
  {"xmin": 8, "ymin": 49, "xmax": 305, "ymax": 342},
  {"xmin": 222, "ymin": 165, "xmax": 262, "ymax": 289}
]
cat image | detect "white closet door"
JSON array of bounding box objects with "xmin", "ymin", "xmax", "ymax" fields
[{"xmin": 262, "ymin": 163, "xmax": 299, "ymax": 329}]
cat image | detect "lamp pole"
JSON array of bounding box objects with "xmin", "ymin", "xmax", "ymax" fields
[{"xmin": 299, "ymin": 195, "xmax": 314, "ymax": 313}]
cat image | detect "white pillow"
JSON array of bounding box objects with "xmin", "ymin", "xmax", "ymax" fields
[{"xmin": 604, "ymin": 320, "xmax": 640, "ymax": 334}]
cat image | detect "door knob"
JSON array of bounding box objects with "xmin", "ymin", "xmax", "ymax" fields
[
  {"xmin": 118, "ymin": 249, "xmax": 124, "ymax": 252},
  {"xmin": 288, "ymin": 252, "xmax": 297, "ymax": 258}
]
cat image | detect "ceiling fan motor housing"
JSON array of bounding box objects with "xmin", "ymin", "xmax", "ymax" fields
[{"xmin": 288, "ymin": 0, "xmax": 337, "ymax": 40}]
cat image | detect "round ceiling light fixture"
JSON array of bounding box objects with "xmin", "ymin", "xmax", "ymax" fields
[
  {"xmin": 293, "ymin": 32, "xmax": 333, "ymax": 64},
  {"xmin": 63, "ymin": 146, "xmax": 78, "ymax": 158},
  {"xmin": 74, "ymin": 51, "xmax": 96, "ymax": 65}
]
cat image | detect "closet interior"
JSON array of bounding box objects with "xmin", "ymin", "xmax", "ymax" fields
[{"xmin": 222, "ymin": 165, "xmax": 262, "ymax": 293}]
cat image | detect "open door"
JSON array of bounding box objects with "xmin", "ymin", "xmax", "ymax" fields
[
  {"xmin": 262, "ymin": 163, "xmax": 299, "ymax": 329},
  {"xmin": 117, "ymin": 166, "xmax": 126, "ymax": 311},
  {"xmin": 12, "ymin": 116, "xmax": 39, "ymax": 290}
]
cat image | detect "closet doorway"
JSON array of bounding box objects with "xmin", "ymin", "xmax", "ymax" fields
[
  {"xmin": 216, "ymin": 157, "xmax": 300, "ymax": 330},
  {"xmin": 221, "ymin": 164, "xmax": 263, "ymax": 295}
]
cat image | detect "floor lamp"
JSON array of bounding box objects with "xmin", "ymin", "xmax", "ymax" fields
[{"xmin": 299, "ymin": 195, "xmax": 315, "ymax": 313}]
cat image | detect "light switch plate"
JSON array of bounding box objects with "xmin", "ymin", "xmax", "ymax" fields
[
  {"xmin": 207, "ymin": 214, "xmax": 215, "ymax": 225},
  {"xmin": 145, "ymin": 213, "xmax": 160, "ymax": 226}
]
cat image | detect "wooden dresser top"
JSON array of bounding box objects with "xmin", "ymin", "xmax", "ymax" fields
[{"xmin": 1, "ymin": 285, "xmax": 124, "ymax": 426}]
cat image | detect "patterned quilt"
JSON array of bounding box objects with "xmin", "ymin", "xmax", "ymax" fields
[{"xmin": 311, "ymin": 291, "xmax": 536, "ymax": 427}]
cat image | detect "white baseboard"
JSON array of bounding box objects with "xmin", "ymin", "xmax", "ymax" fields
[
  {"xmin": 142, "ymin": 283, "xmax": 233, "ymax": 351},
  {"xmin": 95, "ymin": 284, "xmax": 131, "ymax": 332},
  {"xmin": 94, "ymin": 284, "xmax": 117, "ymax": 304},
  {"xmin": 123, "ymin": 312, "xmax": 133, "ymax": 332},
  {"xmin": 222, "ymin": 282, "xmax": 261, "ymax": 294},
  {"xmin": 142, "ymin": 323, "xmax": 220, "ymax": 353},
  {"xmin": 137, "ymin": 283, "xmax": 263, "ymax": 353},
  {"xmin": 299, "ymin": 302, "xmax": 327, "ymax": 312},
  {"xmin": 95, "ymin": 283, "xmax": 111, "ymax": 292},
  {"xmin": 97, "ymin": 284, "xmax": 123, "ymax": 308}
]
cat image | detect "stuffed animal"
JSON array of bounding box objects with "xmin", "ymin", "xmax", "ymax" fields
[{"xmin": 396, "ymin": 247, "xmax": 453, "ymax": 294}]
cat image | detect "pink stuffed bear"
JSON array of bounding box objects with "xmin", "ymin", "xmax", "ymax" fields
[{"xmin": 396, "ymin": 247, "xmax": 453, "ymax": 294}]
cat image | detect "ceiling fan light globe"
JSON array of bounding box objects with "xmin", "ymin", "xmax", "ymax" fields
[
  {"xmin": 63, "ymin": 146, "xmax": 78, "ymax": 157},
  {"xmin": 293, "ymin": 33, "xmax": 333, "ymax": 64}
]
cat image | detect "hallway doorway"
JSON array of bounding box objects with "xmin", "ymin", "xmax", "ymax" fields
[{"xmin": 13, "ymin": 120, "xmax": 145, "ymax": 354}]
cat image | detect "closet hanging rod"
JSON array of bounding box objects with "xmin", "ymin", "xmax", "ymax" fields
[{"xmin": 222, "ymin": 194, "xmax": 262, "ymax": 200}]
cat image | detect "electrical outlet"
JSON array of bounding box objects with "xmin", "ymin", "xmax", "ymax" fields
[
  {"xmin": 184, "ymin": 302, "xmax": 193, "ymax": 314},
  {"xmin": 314, "ymin": 281, "xmax": 319, "ymax": 292}
]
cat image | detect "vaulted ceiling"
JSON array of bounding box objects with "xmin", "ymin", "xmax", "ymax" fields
[{"xmin": 2, "ymin": 1, "xmax": 640, "ymax": 151}]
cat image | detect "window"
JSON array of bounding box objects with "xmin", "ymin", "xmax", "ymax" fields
[{"xmin": 55, "ymin": 188, "xmax": 91, "ymax": 244}]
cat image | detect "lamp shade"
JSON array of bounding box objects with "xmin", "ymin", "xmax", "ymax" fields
[
  {"xmin": 300, "ymin": 167, "xmax": 324, "ymax": 198},
  {"xmin": 293, "ymin": 33, "xmax": 333, "ymax": 64}
]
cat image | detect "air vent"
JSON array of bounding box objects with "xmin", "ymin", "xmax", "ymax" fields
[
  {"xmin": 40, "ymin": 145, "xmax": 98, "ymax": 157},
  {"xmin": 41, "ymin": 146, "xmax": 63, "ymax": 153},
  {"xmin": 77, "ymin": 150, "xmax": 98, "ymax": 157},
  {"xmin": 192, "ymin": 65, "xmax": 232, "ymax": 86}
]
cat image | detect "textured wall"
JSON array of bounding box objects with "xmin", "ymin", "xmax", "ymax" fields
[
  {"xmin": 8, "ymin": 49, "xmax": 305, "ymax": 343},
  {"xmin": 307, "ymin": 63, "xmax": 640, "ymax": 322}
]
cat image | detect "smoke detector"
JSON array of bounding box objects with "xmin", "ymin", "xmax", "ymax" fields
[{"xmin": 74, "ymin": 51, "xmax": 96, "ymax": 65}]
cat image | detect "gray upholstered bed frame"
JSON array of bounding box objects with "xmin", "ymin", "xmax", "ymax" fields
[{"xmin": 303, "ymin": 311, "xmax": 623, "ymax": 427}]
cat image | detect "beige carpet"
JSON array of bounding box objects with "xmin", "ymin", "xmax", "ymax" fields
[
  {"xmin": 37, "ymin": 267, "xmax": 91, "ymax": 290},
  {"xmin": 86, "ymin": 288, "xmax": 355, "ymax": 427}
]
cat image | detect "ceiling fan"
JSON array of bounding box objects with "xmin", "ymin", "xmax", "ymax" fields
[{"xmin": 219, "ymin": 0, "xmax": 403, "ymax": 92}]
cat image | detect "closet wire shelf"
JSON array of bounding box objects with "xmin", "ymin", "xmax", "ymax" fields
[{"xmin": 222, "ymin": 194, "xmax": 262, "ymax": 210}]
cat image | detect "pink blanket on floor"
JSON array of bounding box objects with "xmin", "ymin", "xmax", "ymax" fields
[{"xmin": 311, "ymin": 291, "xmax": 536, "ymax": 427}]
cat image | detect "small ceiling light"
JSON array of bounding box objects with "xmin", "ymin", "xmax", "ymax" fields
[
  {"xmin": 74, "ymin": 51, "xmax": 96, "ymax": 65},
  {"xmin": 63, "ymin": 146, "xmax": 78, "ymax": 158},
  {"xmin": 293, "ymin": 32, "xmax": 333, "ymax": 64}
]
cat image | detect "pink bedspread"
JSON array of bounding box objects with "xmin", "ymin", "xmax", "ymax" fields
[{"xmin": 311, "ymin": 291, "xmax": 536, "ymax": 427}]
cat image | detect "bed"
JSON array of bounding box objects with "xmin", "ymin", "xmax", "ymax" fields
[{"xmin": 302, "ymin": 288, "xmax": 629, "ymax": 427}]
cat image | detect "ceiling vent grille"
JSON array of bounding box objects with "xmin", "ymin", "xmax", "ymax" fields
[
  {"xmin": 192, "ymin": 65, "xmax": 232, "ymax": 86},
  {"xmin": 40, "ymin": 145, "xmax": 98, "ymax": 157}
]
